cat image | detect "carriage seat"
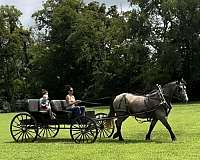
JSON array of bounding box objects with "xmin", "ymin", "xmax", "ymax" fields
[
  {"xmin": 27, "ymin": 99, "xmax": 48, "ymax": 113},
  {"xmin": 50, "ymin": 100, "xmax": 72, "ymax": 113}
]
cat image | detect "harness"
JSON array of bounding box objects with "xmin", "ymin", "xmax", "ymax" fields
[
  {"xmin": 156, "ymin": 84, "xmax": 172, "ymax": 116},
  {"xmin": 117, "ymin": 94, "xmax": 128, "ymax": 111},
  {"xmin": 133, "ymin": 85, "xmax": 172, "ymax": 123},
  {"xmin": 114, "ymin": 84, "xmax": 172, "ymax": 123}
]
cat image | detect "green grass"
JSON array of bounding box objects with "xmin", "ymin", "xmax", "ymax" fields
[{"xmin": 1, "ymin": 103, "xmax": 200, "ymax": 160}]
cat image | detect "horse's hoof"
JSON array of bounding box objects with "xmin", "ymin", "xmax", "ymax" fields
[
  {"xmin": 145, "ymin": 134, "xmax": 151, "ymax": 140},
  {"xmin": 119, "ymin": 138, "xmax": 124, "ymax": 141},
  {"xmin": 172, "ymin": 137, "xmax": 176, "ymax": 141},
  {"xmin": 113, "ymin": 133, "xmax": 119, "ymax": 139},
  {"xmin": 145, "ymin": 136, "xmax": 150, "ymax": 140}
]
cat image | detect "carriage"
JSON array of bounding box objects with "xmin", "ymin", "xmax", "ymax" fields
[
  {"xmin": 10, "ymin": 80, "xmax": 188, "ymax": 143},
  {"xmin": 10, "ymin": 99, "xmax": 115, "ymax": 143}
]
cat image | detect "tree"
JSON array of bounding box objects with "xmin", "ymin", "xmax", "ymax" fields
[
  {"xmin": 128, "ymin": 0, "xmax": 200, "ymax": 98},
  {"xmin": 0, "ymin": 5, "xmax": 32, "ymax": 110},
  {"xmin": 32, "ymin": 0, "xmax": 83, "ymax": 98}
]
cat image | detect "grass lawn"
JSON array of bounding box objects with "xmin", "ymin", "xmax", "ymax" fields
[{"xmin": 1, "ymin": 103, "xmax": 200, "ymax": 160}]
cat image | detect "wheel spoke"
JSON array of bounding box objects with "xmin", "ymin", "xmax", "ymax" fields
[
  {"xmin": 71, "ymin": 131, "xmax": 81, "ymax": 136},
  {"xmin": 42, "ymin": 129, "xmax": 46, "ymax": 137},
  {"xmin": 85, "ymin": 131, "xmax": 94, "ymax": 139},
  {"xmin": 22, "ymin": 132, "xmax": 25, "ymax": 142},
  {"xmin": 12, "ymin": 129, "xmax": 21, "ymax": 132},
  {"xmin": 13, "ymin": 130, "xmax": 22, "ymax": 137},
  {"xmin": 79, "ymin": 134, "xmax": 83, "ymax": 143},
  {"xmin": 12, "ymin": 124, "xmax": 21, "ymax": 128},
  {"xmin": 25, "ymin": 132, "xmax": 30, "ymax": 140},
  {"xmin": 16, "ymin": 116, "xmax": 21, "ymax": 123},
  {"xmin": 49, "ymin": 128, "xmax": 56, "ymax": 134},
  {"xmin": 74, "ymin": 132, "xmax": 82, "ymax": 142},
  {"xmin": 103, "ymin": 129, "xmax": 111, "ymax": 137},
  {"xmin": 27, "ymin": 131, "xmax": 34, "ymax": 138},
  {"xmin": 28, "ymin": 129, "xmax": 37, "ymax": 134},
  {"xmin": 17, "ymin": 132, "xmax": 23, "ymax": 141},
  {"xmin": 82, "ymin": 134, "xmax": 85, "ymax": 143},
  {"xmin": 84, "ymin": 133, "xmax": 90, "ymax": 143},
  {"xmin": 47, "ymin": 129, "xmax": 52, "ymax": 137},
  {"xmin": 14, "ymin": 121, "xmax": 20, "ymax": 128}
]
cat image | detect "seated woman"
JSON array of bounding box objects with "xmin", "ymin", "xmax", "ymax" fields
[{"xmin": 65, "ymin": 85, "xmax": 85, "ymax": 116}]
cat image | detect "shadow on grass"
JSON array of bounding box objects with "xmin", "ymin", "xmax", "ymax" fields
[
  {"xmin": 96, "ymin": 138, "xmax": 173, "ymax": 144},
  {"xmin": 5, "ymin": 138, "xmax": 75, "ymax": 144},
  {"xmin": 5, "ymin": 137, "xmax": 174, "ymax": 144}
]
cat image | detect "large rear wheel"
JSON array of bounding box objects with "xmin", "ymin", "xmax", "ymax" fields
[
  {"xmin": 70, "ymin": 116, "xmax": 98, "ymax": 143},
  {"xmin": 10, "ymin": 112, "xmax": 38, "ymax": 142}
]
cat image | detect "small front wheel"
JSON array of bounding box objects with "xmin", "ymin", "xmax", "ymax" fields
[
  {"xmin": 95, "ymin": 113, "xmax": 115, "ymax": 138},
  {"xmin": 70, "ymin": 116, "xmax": 98, "ymax": 143}
]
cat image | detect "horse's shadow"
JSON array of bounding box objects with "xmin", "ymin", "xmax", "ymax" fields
[{"xmin": 97, "ymin": 138, "xmax": 173, "ymax": 144}]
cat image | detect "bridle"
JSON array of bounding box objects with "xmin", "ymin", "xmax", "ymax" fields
[{"xmin": 173, "ymin": 83, "xmax": 188, "ymax": 102}]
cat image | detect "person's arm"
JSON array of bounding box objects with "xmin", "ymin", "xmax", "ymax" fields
[{"xmin": 65, "ymin": 95, "xmax": 80, "ymax": 106}]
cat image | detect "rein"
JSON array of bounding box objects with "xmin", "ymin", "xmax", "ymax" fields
[
  {"xmin": 79, "ymin": 96, "xmax": 112, "ymax": 106},
  {"xmin": 80, "ymin": 100, "xmax": 103, "ymax": 106}
]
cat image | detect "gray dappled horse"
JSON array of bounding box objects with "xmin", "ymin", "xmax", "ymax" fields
[{"xmin": 109, "ymin": 79, "xmax": 188, "ymax": 141}]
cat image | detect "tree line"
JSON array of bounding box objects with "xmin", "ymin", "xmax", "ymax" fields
[{"xmin": 0, "ymin": 0, "xmax": 200, "ymax": 111}]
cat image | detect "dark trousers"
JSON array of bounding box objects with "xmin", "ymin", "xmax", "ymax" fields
[{"xmin": 67, "ymin": 106, "xmax": 85, "ymax": 116}]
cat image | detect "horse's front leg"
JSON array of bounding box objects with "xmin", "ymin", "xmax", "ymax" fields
[
  {"xmin": 145, "ymin": 118, "xmax": 158, "ymax": 140},
  {"xmin": 159, "ymin": 116, "xmax": 176, "ymax": 141}
]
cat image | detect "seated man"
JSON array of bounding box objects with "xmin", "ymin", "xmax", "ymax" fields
[{"xmin": 65, "ymin": 85, "xmax": 85, "ymax": 116}]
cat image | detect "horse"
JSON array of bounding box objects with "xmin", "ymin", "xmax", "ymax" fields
[{"xmin": 109, "ymin": 79, "xmax": 188, "ymax": 141}]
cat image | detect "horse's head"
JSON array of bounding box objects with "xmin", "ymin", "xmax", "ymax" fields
[
  {"xmin": 163, "ymin": 79, "xmax": 188, "ymax": 103},
  {"xmin": 174, "ymin": 79, "xmax": 188, "ymax": 103}
]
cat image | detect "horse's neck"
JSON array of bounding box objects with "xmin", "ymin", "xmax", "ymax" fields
[{"xmin": 163, "ymin": 83, "xmax": 176, "ymax": 104}]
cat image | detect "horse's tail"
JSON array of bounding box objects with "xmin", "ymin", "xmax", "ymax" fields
[
  {"xmin": 106, "ymin": 96, "xmax": 115, "ymax": 129},
  {"xmin": 108, "ymin": 102, "xmax": 115, "ymax": 117}
]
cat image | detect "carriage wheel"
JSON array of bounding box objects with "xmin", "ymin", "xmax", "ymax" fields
[
  {"xmin": 70, "ymin": 116, "xmax": 98, "ymax": 143},
  {"xmin": 37, "ymin": 122, "xmax": 60, "ymax": 138},
  {"xmin": 10, "ymin": 112, "xmax": 38, "ymax": 142},
  {"xmin": 95, "ymin": 113, "xmax": 115, "ymax": 138}
]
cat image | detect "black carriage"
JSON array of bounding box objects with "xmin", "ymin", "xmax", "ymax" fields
[{"xmin": 10, "ymin": 99, "xmax": 115, "ymax": 143}]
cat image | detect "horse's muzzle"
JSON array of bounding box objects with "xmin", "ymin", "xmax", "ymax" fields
[{"xmin": 184, "ymin": 95, "xmax": 189, "ymax": 103}]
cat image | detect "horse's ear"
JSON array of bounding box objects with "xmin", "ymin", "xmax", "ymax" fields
[
  {"xmin": 176, "ymin": 80, "xmax": 180, "ymax": 85},
  {"xmin": 177, "ymin": 78, "xmax": 186, "ymax": 85},
  {"xmin": 181, "ymin": 78, "xmax": 187, "ymax": 85},
  {"xmin": 177, "ymin": 78, "xmax": 181, "ymax": 84}
]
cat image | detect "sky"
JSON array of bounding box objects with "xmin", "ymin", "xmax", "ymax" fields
[{"xmin": 0, "ymin": 0, "xmax": 132, "ymax": 27}]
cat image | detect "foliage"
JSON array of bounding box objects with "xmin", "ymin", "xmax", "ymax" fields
[
  {"xmin": 0, "ymin": 0, "xmax": 200, "ymax": 101},
  {"xmin": 0, "ymin": 5, "xmax": 32, "ymax": 110},
  {"xmin": 128, "ymin": 0, "xmax": 200, "ymax": 95}
]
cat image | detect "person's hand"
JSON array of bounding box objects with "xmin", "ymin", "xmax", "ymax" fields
[{"xmin": 76, "ymin": 100, "xmax": 82, "ymax": 104}]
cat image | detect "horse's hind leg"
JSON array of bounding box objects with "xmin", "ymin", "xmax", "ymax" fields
[
  {"xmin": 113, "ymin": 114, "xmax": 128, "ymax": 141},
  {"xmin": 145, "ymin": 118, "xmax": 158, "ymax": 140}
]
